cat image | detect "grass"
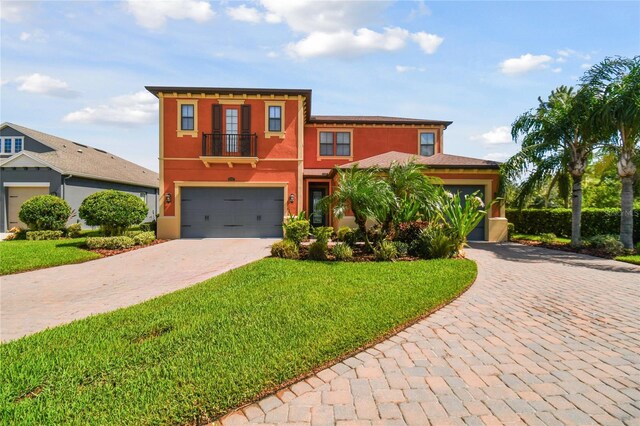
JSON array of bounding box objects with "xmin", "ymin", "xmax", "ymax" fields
[
  {"xmin": 511, "ymin": 233, "xmax": 572, "ymax": 244},
  {"xmin": 615, "ymin": 255, "xmax": 640, "ymax": 265},
  {"xmin": 1, "ymin": 258, "xmax": 476, "ymax": 425},
  {"xmin": 0, "ymin": 238, "xmax": 101, "ymax": 275}
]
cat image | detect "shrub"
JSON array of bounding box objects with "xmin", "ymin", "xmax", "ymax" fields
[
  {"xmin": 271, "ymin": 240, "xmax": 299, "ymax": 259},
  {"xmin": 506, "ymin": 208, "xmax": 639, "ymax": 240},
  {"xmin": 395, "ymin": 221, "xmax": 428, "ymax": 243},
  {"xmin": 308, "ymin": 241, "xmax": 328, "ymax": 261},
  {"xmin": 336, "ymin": 226, "xmax": 353, "ymax": 242},
  {"xmin": 411, "ymin": 225, "xmax": 457, "ymax": 259},
  {"xmin": 4, "ymin": 227, "xmax": 26, "ymax": 241},
  {"xmin": 86, "ymin": 236, "xmax": 135, "ymax": 250},
  {"xmin": 539, "ymin": 233, "xmax": 557, "ymax": 244},
  {"xmin": 586, "ymin": 234, "xmax": 625, "ymax": 256},
  {"xmin": 636, "ymin": 242, "xmax": 640, "ymax": 254},
  {"xmin": 124, "ymin": 230, "xmax": 143, "ymax": 238},
  {"xmin": 78, "ymin": 190, "xmax": 148, "ymax": 236},
  {"xmin": 26, "ymin": 230, "xmax": 64, "ymax": 240},
  {"xmin": 507, "ymin": 222, "xmax": 515, "ymax": 241},
  {"xmin": 332, "ymin": 242, "xmax": 353, "ymax": 261},
  {"xmin": 140, "ymin": 221, "xmax": 157, "ymax": 232},
  {"xmin": 312, "ymin": 226, "xmax": 334, "ymax": 245},
  {"xmin": 283, "ymin": 219, "xmax": 310, "ymax": 245},
  {"xmin": 133, "ymin": 231, "xmax": 156, "ymax": 246},
  {"xmin": 393, "ymin": 241, "xmax": 409, "ymax": 257},
  {"xmin": 374, "ymin": 240, "xmax": 398, "ymax": 261},
  {"xmin": 19, "ymin": 195, "xmax": 71, "ymax": 230},
  {"xmin": 66, "ymin": 223, "xmax": 82, "ymax": 238}
]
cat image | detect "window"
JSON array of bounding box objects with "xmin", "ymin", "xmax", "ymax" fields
[
  {"xmin": 268, "ymin": 106, "xmax": 281, "ymax": 132},
  {"xmin": 4, "ymin": 138, "xmax": 13, "ymax": 154},
  {"xmin": 181, "ymin": 104, "xmax": 194, "ymax": 131},
  {"xmin": 420, "ymin": 132, "xmax": 435, "ymax": 156},
  {"xmin": 226, "ymin": 108, "xmax": 239, "ymax": 152},
  {"xmin": 14, "ymin": 138, "xmax": 23, "ymax": 153},
  {"xmin": 319, "ymin": 131, "xmax": 351, "ymax": 157}
]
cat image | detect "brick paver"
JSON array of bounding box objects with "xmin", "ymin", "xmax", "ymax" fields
[{"xmin": 216, "ymin": 243, "xmax": 640, "ymax": 425}]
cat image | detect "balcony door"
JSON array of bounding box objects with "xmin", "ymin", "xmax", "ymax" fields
[{"xmin": 225, "ymin": 108, "xmax": 239, "ymax": 154}]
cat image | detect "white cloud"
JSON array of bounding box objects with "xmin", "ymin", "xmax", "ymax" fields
[
  {"xmin": 226, "ymin": 5, "xmax": 262, "ymax": 23},
  {"xmin": 396, "ymin": 65, "xmax": 425, "ymax": 73},
  {"xmin": 500, "ymin": 53, "xmax": 553, "ymax": 75},
  {"xmin": 411, "ymin": 32, "xmax": 443, "ymax": 54},
  {"xmin": 63, "ymin": 91, "xmax": 158, "ymax": 126},
  {"xmin": 19, "ymin": 29, "xmax": 46, "ymax": 42},
  {"xmin": 266, "ymin": 51, "xmax": 279, "ymax": 58},
  {"xmin": 581, "ymin": 63, "xmax": 591, "ymax": 69},
  {"xmin": 125, "ymin": 0, "xmax": 214, "ymax": 30},
  {"xmin": 552, "ymin": 67, "xmax": 562, "ymax": 73},
  {"xmin": 0, "ymin": 1, "xmax": 31, "ymax": 22},
  {"xmin": 409, "ymin": 1, "xmax": 432, "ymax": 19},
  {"xmin": 483, "ymin": 152, "xmax": 511, "ymax": 162},
  {"xmin": 557, "ymin": 48, "xmax": 575, "ymax": 57},
  {"xmin": 287, "ymin": 27, "xmax": 409, "ymax": 58},
  {"xmin": 471, "ymin": 126, "xmax": 512, "ymax": 145},
  {"xmin": 15, "ymin": 73, "xmax": 79, "ymax": 98}
]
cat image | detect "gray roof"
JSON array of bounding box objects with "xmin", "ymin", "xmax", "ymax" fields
[{"xmin": 1, "ymin": 123, "xmax": 158, "ymax": 188}]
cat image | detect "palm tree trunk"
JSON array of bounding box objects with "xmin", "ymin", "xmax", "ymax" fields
[
  {"xmin": 570, "ymin": 174, "xmax": 583, "ymax": 247},
  {"xmin": 620, "ymin": 176, "xmax": 634, "ymax": 249},
  {"xmin": 354, "ymin": 214, "xmax": 373, "ymax": 252}
]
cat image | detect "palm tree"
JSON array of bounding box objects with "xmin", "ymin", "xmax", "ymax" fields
[
  {"xmin": 581, "ymin": 56, "xmax": 640, "ymax": 248},
  {"xmin": 379, "ymin": 160, "xmax": 440, "ymax": 234},
  {"xmin": 319, "ymin": 166, "xmax": 393, "ymax": 251},
  {"xmin": 502, "ymin": 85, "xmax": 600, "ymax": 247}
]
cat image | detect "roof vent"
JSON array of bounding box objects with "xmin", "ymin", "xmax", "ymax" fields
[
  {"xmin": 77, "ymin": 149, "xmax": 83, "ymax": 153},
  {"xmin": 94, "ymin": 148, "xmax": 107, "ymax": 153},
  {"xmin": 74, "ymin": 142, "xmax": 88, "ymax": 148}
]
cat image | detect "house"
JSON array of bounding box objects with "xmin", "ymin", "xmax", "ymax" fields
[
  {"xmin": 145, "ymin": 86, "xmax": 508, "ymax": 241},
  {"xmin": 0, "ymin": 123, "xmax": 159, "ymax": 230}
]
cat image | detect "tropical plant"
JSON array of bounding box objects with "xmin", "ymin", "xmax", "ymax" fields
[
  {"xmin": 319, "ymin": 166, "xmax": 393, "ymax": 251},
  {"xmin": 311, "ymin": 226, "xmax": 333, "ymax": 245},
  {"xmin": 332, "ymin": 242, "xmax": 353, "ymax": 261},
  {"xmin": 283, "ymin": 217, "xmax": 310, "ymax": 245},
  {"xmin": 438, "ymin": 190, "xmax": 487, "ymax": 251},
  {"xmin": 392, "ymin": 241, "xmax": 409, "ymax": 257},
  {"xmin": 78, "ymin": 190, "xmax": 148, "ymax": 236},
  {"xmin": 581, "ymin": 56, "xmax": 640, "ymax": 248},
  {"xmin": 410, "ymin": 224, "xmax": 457, "ymax": 259},
  {"xmin": 336, "ymin": 226, "xmax": 353, "ymax": 242},
  {"xmin": 308, "ymin": 241, "xmax": 328, "ymax": 260},
  {"xmin": 373, "ymin": 240, "xmax": 398, "ymax": 261},
  {"xmin": 19, "ymin": 195, "xmax": 72, "ymax": 230},
  {"xmin": 502, "ymin": 85, "xmax": 602, "ymax": 247}
]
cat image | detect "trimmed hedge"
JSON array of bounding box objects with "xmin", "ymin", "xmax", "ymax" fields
[
  {"xmin": 19, "ymin": 195, "xmax": 71, "ymax": 230},
  {"xmin": 506, "ymin": 208, "xmax": 639, "ymax": 241},
  {"xmin": 26, "ymin": 230, "xmax": 63, "ymax": 241},
  {"xmin": 133, "ymin": 231, "xmax": 156, "ymax": 246},
  {"xmin": 86, "ymin": 236, "xmax": 135, "ymax": 250}
]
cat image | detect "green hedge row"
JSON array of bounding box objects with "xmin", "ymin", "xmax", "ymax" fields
[{"xmin": 506, "ymin": 208, "xmax": 639, "ymax": 241}]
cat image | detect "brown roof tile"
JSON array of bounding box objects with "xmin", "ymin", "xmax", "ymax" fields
[
  {"xmin": 309, "ymin": 115, "xmax": 452, "ymax": 127},
  {"xmin": 338, "ymin": 151, "xmax": 500, "ymax": 170}
]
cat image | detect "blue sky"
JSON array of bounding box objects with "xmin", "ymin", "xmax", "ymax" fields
[{"xmin": 1, "ymin": 0, "xmax": 639, "ymax": 172}]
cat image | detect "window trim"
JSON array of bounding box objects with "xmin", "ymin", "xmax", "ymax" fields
[
  {"xmin": 176, "ymin": 99, "xmax": 198, "ymax": 137},
  {"xmin": 417, "ymin": 130, "xmax": 438, "ymax": 157},
  {"xmin": 316, "ymin": 128, "xmax": 353, "ymax": 160},
  {"xmin": 264, "ymin": 100, "xmax": 286, "ymax": 139},
  {"xmin": 1, "ymin": 137, "xmax": 23, "ymax": 155}
]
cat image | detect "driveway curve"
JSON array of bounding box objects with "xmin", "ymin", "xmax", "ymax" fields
[
  {"xmin": 0, "ymin": 238, "xmax": 275, "ymax": 342},
  {"xmin": 218, "ymin": 243, "xmax": 640, "ymax": 426}
]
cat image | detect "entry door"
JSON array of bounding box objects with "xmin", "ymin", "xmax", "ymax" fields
[
  {"xmin": 7, "ymin": 186, "xmax": 48, "ymax": 229},
  {"xmin": 309, "ymin": 186, "xmax": 327, "ymax": 227},
  {"xmin": 225, "ymin": 108, "xmax": 239, "ymax": 154}
]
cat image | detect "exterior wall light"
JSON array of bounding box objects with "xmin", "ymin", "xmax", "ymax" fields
[
  {"xmin": 289, "ymin": 193, "xmax": 295, "ymax": 204},
  {"xmin": 165, "ymin": 192, "xmax": 172, "ymax": 204}
]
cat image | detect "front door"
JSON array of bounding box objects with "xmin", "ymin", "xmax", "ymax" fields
[{"xmin": 309, "ymin": 185, "xmax": 327, "ymax": 227}]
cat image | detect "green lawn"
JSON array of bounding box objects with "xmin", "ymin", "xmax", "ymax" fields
[
  {"xmin": 0, "ymin": 238, "xmax": 101, "ymax": 275},
  {"xmin": 1, "ymin": 258, "xmax": 476, "ymax": 425},
  {"xmin": 511, "ymin": 233, "xmax": 572, "ymax": 244},
  {"xmin": 615, "ymin": 255, "xmax": 640, "ymax": 265}
]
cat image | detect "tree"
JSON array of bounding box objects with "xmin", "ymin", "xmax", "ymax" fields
[
  {"xmin": 502, "ymin": 85, "xmax": 601, "ymax": 247},
  {"xmin": 79, "ymin": 190, "xmax": 148, "ymax": 236},
  {"xmin": 319, "ymin": 166, "xmax": 393, "ymax": 251},
  {"xmin": 581, "ymin": 56, "xmax": 640, "ymax": 248}
]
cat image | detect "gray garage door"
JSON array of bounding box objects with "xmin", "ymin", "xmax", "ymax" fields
[
  {"xmin": 181, "ymin": 187, "xmax": 284, "ymax": 238},
  {"xmin": 443, "ymin": 185, "xmax": 486, "ymax": 241}
]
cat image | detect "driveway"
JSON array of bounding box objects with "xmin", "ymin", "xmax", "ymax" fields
[
  {"xmin": 218, "ymin": 243, "xmax": 640, "ymax": 425},
  {"xmin": 1, "ymin": 238, "xmax": 275, "ymax": 342}
]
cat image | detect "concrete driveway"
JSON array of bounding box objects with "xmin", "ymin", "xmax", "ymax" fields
[
  {"xmin": 218, "ymin": 243, "xmax": 640, "ymax": 425},
  {"xmin": 0, "ymin": 238, "xmax": 275, "ymax": 342}
]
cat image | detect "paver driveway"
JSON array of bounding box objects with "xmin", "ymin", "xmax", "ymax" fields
[
  {"xmin": 0, "ymin": 238, "xmax": 275, "ymax": 342},
  {"xmin": 218, "ymin": 243, "xmax": 640, "ymax": 426}
]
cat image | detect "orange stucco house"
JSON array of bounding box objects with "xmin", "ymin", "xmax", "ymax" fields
[{"xmin": 146, "ymin": 86, "xmax": 507, "ymax": 241}]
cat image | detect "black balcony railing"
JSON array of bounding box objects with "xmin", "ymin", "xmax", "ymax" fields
[{"xmin": 202, "ymin": 133, "xmax": 258, "ymax": 157}]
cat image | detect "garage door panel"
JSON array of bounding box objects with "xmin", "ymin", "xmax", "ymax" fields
[
  {"xmin": 443, "ymin": 185, "xmax": 486, "ymax": 241},
  {"xmin": 180, "ymin": 187, "xmax": 284, "ymax": 238},
  {"xmin": 7, "ymin": 186, "xmax": 49, "ymax": 229}
]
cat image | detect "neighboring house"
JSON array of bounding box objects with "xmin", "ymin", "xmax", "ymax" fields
[
  {"xmin": 146, "ymin": 86, "xmax": 507, "ymax": 241},
  {"xmin": 0, "ymin": 123, "xmax": 159, "ymax": 231}
]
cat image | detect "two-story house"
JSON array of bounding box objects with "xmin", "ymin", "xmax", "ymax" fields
[{"xmin": 146, "ymin": 86, "xmax": 507, "ymax": 241}]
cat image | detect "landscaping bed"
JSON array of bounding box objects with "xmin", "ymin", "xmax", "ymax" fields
[
  {"xmin": 87, "ymin": 239, "xmax": 167, "ymax": 257},
  {"xmin": 0, "ymin": 258, "xmax": 477, "ymax": 425}
]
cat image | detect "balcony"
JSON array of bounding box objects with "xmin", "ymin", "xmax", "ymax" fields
[{"xmin": 200, "ymin": 133, "xmax": 258, "ymax": 168}]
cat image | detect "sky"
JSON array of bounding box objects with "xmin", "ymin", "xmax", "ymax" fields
[{"xmin": 1, "ymin": 0, "xmax": 639, "ymax": 172}]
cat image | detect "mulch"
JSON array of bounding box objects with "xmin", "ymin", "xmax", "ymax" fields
[
  {"xmin": 88, "ymin": 240, "xmax": 168, "ymax": 257},
  {"xmin": 512, "ymin": 238, "xmax": 620, "ymax": 260}
]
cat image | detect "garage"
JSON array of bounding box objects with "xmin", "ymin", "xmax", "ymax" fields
[
  {"xmin": 6, "ymin": 185, "xmax": 49, "ymax": 229},
  {"xmin": 443, "ymin": 184, "xmax": 486, "ymax": 241},
  {"xmin": 180, "ymin": 187, "xmax": 284, "ymax": 238}
]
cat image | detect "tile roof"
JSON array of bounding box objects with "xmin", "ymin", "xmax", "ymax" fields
[
  {"xmin": 338, "ymin": 151, "xmax": 500, "ymax": 170},
  {"xmin": 309, "ymin": 115, "xmax": 452, "ymax": 127},
  {"xmin": 303, "ymin": 168, "xmax": 333, "ymax": 177},
  {"xmin": 1, "ymin": 123, "xmax": 159, "ymax": 188}
]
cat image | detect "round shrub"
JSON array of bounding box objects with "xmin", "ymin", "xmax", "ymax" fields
[
  {"xmin": 19, "ymin": 195, "xmax": 71, "ymax": 230},
  {"xmin": 133, "ymin": 231, "xmax": 156, "ymax": 246},
  {"xmin": 79, "ymin": 190, "xmax": 148, "ymax": 236},
  {"xmin": 539, "ymin": 233, "xmax": 557, "ymax": 244},
  {"xmin": 66, "ymin": 223, "xmax": 82, "ymax": 238},
  {"xmin": 308, "ymin": 241, "xmax": 328, "ymax": 261},
  {"xmin": 312, "ymin": 226, "xmax": 334, "ymax": 245},
  {"xmin": 283, "ymin": 219, "xmax": 310, "ymax": 245},
  {"xmin": 86, "ymin": 236, "xmax": 135, "ymax": 250},
  {"xmin": 374, "ymin": 240, "xmax": 398, "ymax": 261},
  {"xmin": 332, "ymin": 242, "xmax": 353, "ymax": 261},
  {"xmin": 336, "ymin": 226, "xmax": 353, "ymax": 242},
  {"xmin": 271, "ymin": 240, "xmax": 299, "ymax": 259},
  {"xmin": 586, "ymin": 234, "xmax": 625, "ymax": 256}
]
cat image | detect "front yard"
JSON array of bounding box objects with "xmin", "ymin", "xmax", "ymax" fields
[
  {"xmin": 1, "ymin": 258, "xmax": 476, "ymax": 425},
  {"xmin": 0, "ymin": 238, "xmax": 101, "ymax": 275}
]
